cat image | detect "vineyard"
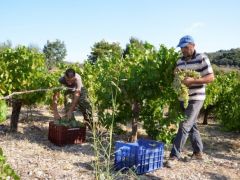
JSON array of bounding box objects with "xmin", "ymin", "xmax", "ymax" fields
[{"xmin": 0, "ymin": 39, "xmax": 240, "ymax": 179}]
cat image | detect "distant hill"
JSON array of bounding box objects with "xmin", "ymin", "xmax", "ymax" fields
[{"xmin": 206, "ymin": 48, "xmax": 240, "ymax": 67}]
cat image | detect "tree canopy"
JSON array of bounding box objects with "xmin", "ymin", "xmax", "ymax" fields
[
  {"xmin": 207, "ymin": 48, "xmax": 240, "ymax": 67},
  {"xmin": 43, "ymin": 39, "xmax": 67, "ymax": 69},
  {"xmin": 87, "ymin": 40, "xmax": 122, "ymax": 64}
]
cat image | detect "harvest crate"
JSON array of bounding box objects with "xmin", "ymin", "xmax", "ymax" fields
[
  {"xmin": 114, "ymin": 139, "xmax": 164, "ymax": 174},
  {"xmin": 48, "ymin": 121, "xmax": 86, "ymax": 146}
]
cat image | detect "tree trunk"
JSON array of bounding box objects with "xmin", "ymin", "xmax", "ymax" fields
[
  {"xmin": 198, "ymin": 108, "xmax": 205, "ymax": 124},
  {"xmin": 130, "ymin": 102, "xmax": 140, "ymax": 142},
  {"xmin": 10, "ymin": 99, "xmax": 22, "ymax": 132},
  {"xmin": 202, "ymin": 105, "xmax": 214, "ymax": 125},
  {"xmin": 202, "ymin": 108, "xmax": 209, "ymax": 125}
]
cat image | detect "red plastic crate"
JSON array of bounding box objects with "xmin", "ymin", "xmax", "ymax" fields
[{"xmin": 48, "ymin": 121, "xmax": 86, "ymax": 146}]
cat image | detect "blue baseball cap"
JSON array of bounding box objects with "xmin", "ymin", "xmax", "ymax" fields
[{"xmin": 177, "ymin": 35, "xmax": 195, "ymax": 48}]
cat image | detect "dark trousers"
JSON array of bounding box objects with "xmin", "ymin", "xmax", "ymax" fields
[
  {"xmin": 170, "ymin": 100, "xmax": 204, "ymax": 158},
  {"xmin": 64, "ymin": 87, "xmax": 92, "ymax": 123}
]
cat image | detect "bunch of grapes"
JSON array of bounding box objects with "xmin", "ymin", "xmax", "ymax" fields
[
  {"xmin": 0, "ymin": 99, "xmax": 7, "ymax": 123},
  {"xmin": 173, "ymin": 69, "xmax": 201, "ymax": 108}
]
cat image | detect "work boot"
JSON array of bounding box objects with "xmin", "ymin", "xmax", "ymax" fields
[
  {"xmin": 191, "ymin": 152, "xmax": 204, "ymax": 160},
  {"xmin": 165, "ymin": 156, "xmax": 178, "ymax": 168}
]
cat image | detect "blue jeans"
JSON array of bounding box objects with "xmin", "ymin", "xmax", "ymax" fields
[{"xmin": 170, "ymin": 100, "xmax": 204, "ymax": 158}]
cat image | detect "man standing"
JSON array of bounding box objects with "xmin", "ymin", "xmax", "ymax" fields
[
  {"xmin": 52, "ymin": 68, "xmax": 92, "ymax": 127},
  {"xmin": 166, "ymin": 35, "xmax": 214, "ymax": 167}
]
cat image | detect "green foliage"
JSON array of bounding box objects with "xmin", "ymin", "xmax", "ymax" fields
[
  {"xmin": 87, "ymin": 40, "xmax": 122, "ymax": 64},
  {"xmin": 216, "ymin": 82, "xmax": 240, "ymax": 131},
  {"xmin": 141, "ymin": 98, "xmax": 184, "ymax": 144},
  {"xmin": 0, "ymin": 46, "xmax": 51, "ymax": 105},
  {"xmin": 83, "ymin": 38, "xmax": 180, "ymax": 143},
  {"xmin": 55, "ymin": 61, "xmax": 83, "ymax": 75},
  {"xmin": 123, "ymin": 37, "xmax": 145, "ymax": 58},
  {"xmin": 54, "ymin": 119, "xmax": 84, "ymax": 128},
  {"xmin": 0, "ymin": 148, "xmax": 20, "ymax": 180},
  {"xmin": 205, "ymin": 71, "xmax": 240, "ymax": 131},
  {"xmin": 207, "ymin": 48, "xmax": 240, "ymax": 67},
  {"xmin": 0, "ymin": 100, "xmax": 7, "ymax": 123},
  {"xmin": 43, "ymin": 39, "xmax": 67, "ymax": 69},
  {"xmin": 0, "ymin": 46, "xmax": 82, "ymax": 107},
  {"xmin": 204, "ymin": 71, "xmax": 239, "ymax": 108},
  {"xmin": 83, "ymin": 55, "xmax": 122, "ymax": 127}
]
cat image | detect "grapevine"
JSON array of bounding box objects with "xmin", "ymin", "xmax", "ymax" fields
[{"xmin": 0, "ymin": 99, "xmax": 7, "ymax": 123}]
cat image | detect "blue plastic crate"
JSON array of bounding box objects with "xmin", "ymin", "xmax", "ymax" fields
[{"xmin": 114, "ymin": 139, "xmax": 164, "ymax": 174}]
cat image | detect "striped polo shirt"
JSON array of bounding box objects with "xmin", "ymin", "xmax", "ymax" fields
[{"xmin": 176, "ymin": 51, "xmax": 213, "ymax": 101}]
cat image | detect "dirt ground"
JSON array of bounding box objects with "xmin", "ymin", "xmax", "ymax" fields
[{"xmin": 0, "ymin": 106, "xmax": 239, "ymax": 180}]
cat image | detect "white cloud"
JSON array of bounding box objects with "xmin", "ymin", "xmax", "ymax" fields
[{"xmin": 184, "ymin": 22, "xmax": 205, "ymax": 33}]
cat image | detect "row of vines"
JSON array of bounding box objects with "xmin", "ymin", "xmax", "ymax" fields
[
  {"xmin": 0, "ymin": 40, "xmax": 239, "ymax": 178},
  {"xmin": 82, "ymin": 40, "xmax": 240, "ymax": 144},
  {"xmin": 0, "ymin": 46, "xmax": 82, "ymax": 178},
  {"xmin": 0, "ymin": 40, "xmax": 239, "ymax": 141}
]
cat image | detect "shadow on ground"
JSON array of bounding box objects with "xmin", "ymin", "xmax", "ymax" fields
[
  {"xmin": 2, "ymin": 122, "xmax": 95, "ymax": 157},
  {"xmin": 204, "ymin": 172, "xmax": 229, "ymax": 180}
]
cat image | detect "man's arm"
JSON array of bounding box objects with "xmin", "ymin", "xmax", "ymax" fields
[
  {"xmin": 66, "ymin": 90, "xmax": 81, "ymax": 119},
  {"xmin": 52, "ymin": 92, "xmax": 61, "ymax": 120},
  {"xmin": 183, "ymin": 73, "xmax": 215, "ymax": 87}
]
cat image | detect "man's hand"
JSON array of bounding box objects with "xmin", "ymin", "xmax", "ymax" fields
[
  {"xmin": 182, "ymin": 77, "xmax": 195, "ymax": 87},
  {"xmin": 52, "ymin": 92, "xmax": 60, "ymax": 120},
  {"xmin": 65, "ymin": 90, "xmax": 80, "ymax": 120},
  {"xmin": 54, "ymin": 112, "xmax": 61, "ymax": 120},
  {"xmin": 182, "ymin": 73, "xmax": 214, "ymax": 87},
  {"xmin": 174, "ymin": 67, "xmax": 180, "ymax": 75},
  {"xmin": 66, "ymin": 111, "xmax": 73, "ymax": 120}
]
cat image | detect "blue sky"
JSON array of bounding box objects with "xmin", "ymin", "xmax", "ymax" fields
[{"xmin": 1, "ymin": 0, "xmax": 240, "ymax": 63}]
